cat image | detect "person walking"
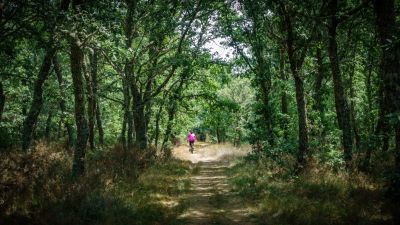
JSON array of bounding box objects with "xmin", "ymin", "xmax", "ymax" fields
[{"xmin": 187, "ymin": 130, "xmax": 196, "ymax": 153}]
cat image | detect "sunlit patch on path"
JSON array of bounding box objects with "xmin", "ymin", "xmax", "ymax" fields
[{"xmin": 173, "ymin": 143, "xmax": 256, "ymax": 225}]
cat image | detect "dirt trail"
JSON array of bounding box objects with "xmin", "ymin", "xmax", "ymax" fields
[{"xmin": 174, "ymin": 143, "xmax": 255, "ymax": 225}]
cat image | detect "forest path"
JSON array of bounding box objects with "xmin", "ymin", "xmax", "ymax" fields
[{"xmin": 173, "ymin": 143, "xmax": 256, "ymax": 225}]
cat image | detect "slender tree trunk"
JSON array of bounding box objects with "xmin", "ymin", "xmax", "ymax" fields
[
  {"xmin": 349, "ymin": 62, "xmax": 361, "ymax": 150},
  {"xmin": 70, "ymin": 40, "xmax": 89, "ymax": 177},
  {"xmin": 279, "ymin": 48, "xmax": 289, "ymax": 139},
  {"xmin": 0, "ymin": 81, "xmax": 5, "ymax": 121},
  {"xmin": 21, "ymin": 47, "xmax": 56, "ymax": 151},
  {"xmin": 126, "ymin": 75, "xmax": 134, "ymax": 150},
  {"xmin": 121, "ymin": 79, "xmax": 129, "ymax": 150},
  {"xmin": 375, "ymin": 84, "xmax": 390, "ymax": 151},
  {"xmin": 161, "ymin": 78, "xmax": 184, "ymax": 152},
  {"xmin": 314, "ymin": 45, "xmax": 325, "ymax": 129},
  {"xmin": 293, "ymin": 74, "xmax": 308, "ymax": 170},
  {"xmin": 133, "ymin": 102, "xmax": 148, "ymax": 150},
  {"xmin": 45, "ymin": 111, "xmax": 53, "ymax": 141},
  {"xmin": 254, "ymin": 44, "xmax": 273, "ymax": 146},
  {"xmin": 363, "ymin": 50, "xmax": 375, "ymax": 169},
  {"xmin": 57, "ymin": 117, "xmax": 62, "ymax": 139},
  {"xmin": 121, "ymin": 108, "xmax": 127, "ymax": 148},
  {"xmin": 90, "ymin": 51, "xmax": 104, "ymax": 145},
  {"xmin": 123, "ymin": 0, "xmax": 137, "ymax": 151},
  {"xmin": 154, "ymin": 104, "xmax": 163, "ymax": 148},
  {"xmin": 83, "ymin": 56, "xmax": 95, "ymax": 151},
  {"xmin": 95, "ymin": 102, "xmax": 104, "ymax": 145},
  {"xmin": 54, "ymin": 55, "xmax": 74, "ymax": 147},
  {"xmin": 22, "ymin": 78, "xmax": 28, "ymax": 116},
  {"xmin": 327, "ymin": 0, "xmax": 353, "ymax": 168},
  {"xmin": 282, "ymin": 9, "xmax": 309, "ymax": 172},
  {"xmin": 216, "ymin": 126, "xmax": 221, "ymax": 144},
  {"xmin": 162, "ymin": 103, "xmax": 175, "ymax": 156}
]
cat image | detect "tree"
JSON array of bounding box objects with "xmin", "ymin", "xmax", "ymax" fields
[{"xmin": 373, "ymin": 0, "xmax": 400, "ymax": 196}]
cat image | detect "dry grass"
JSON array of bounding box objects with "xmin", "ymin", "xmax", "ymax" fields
[
  {"xmin": 0, "ymin": 141, "xmax": 194, "ymax": 225},
  {"xmin": 226, "ymin": 155, "xmax": 395, "ymax": 225},
  {"xmin": 173, "ymin": 142, "xmax": 251, "ymax": 163}
]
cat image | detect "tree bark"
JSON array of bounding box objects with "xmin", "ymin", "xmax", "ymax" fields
[
  {"xmin": 21, "ymin": 47, "xmax": 56, "ymax": 151},
  {"xmin": 162, "ymin": 102, "xmax": 175, "ymax": 156},
  {"xmin": 121, "ymin": 79, "xmax": 129, "ymax": 150},
  {"xmin": 314, "ymin": 45, "xmax": 325, "ymax": 128},
  {"xmin": 83, "ymin": 55, "xmax": 96, "ymax": 151},
  {"xmin": 279, "ymin": 48, "xmax": 289, "ymax": 139},
  {"xmin": 293, "ymin": 74, "xmax": 308, "ymax": 170},
  {"xmin": 70, "ymin": 40, "xmax": 89, "ymax": 177},
  {"xmin": 95, "ymin": 102, "xmax": 104, "ymax": 145},
  {"xmin": 281, "ymin": 8, "xmax": 309, "ymax": 172},
  {"xmin": 327, "ymin": 0, "xmax": 353, "ymax": 168},
  {"xmin": 255, "ymin": 49, "xmax": 273, "ymax": 146},
  {"xmin": 123, "ymin": 0, "xmax": 136, "ymax": 150},
  {"xmin": 161, "ymin": 77, "xmax": 185, "ymax": 152},
  {"xmin": 90, "ymin": 51, "xmax": 104, "ymax": 145},
  {"xmin": 349, "ymin": 60, "xmax": 361, "ymax": 150},
  {"xmin": 54, "ymin": 55, "xmax": 75, "ymax": 147},
  {"xmin": 45, "ymin": 110, "xmax": 53, "ymax": 141},
  {"xmin": 133, "ymin": 101, "xmax": 148, "ymax": 149},
  {"xmin": 0, "ymin": 81, "xmax": 5, "ymax": 121},
  {"xmin": 154, "ymin": 104, "xmax": 163, "ymax": 148},
  {"xmin": 373, "ymin": 0, "xmax": 400, "ymax": 197},
  {"xmin": 363, "ymin": 50, "xmax": 375, "ymax": 169}
]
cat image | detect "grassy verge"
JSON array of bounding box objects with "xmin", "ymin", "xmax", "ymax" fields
[
  {"xmin": 226, "ymin": 155, "xmax": 393, "ymax": 225},
  {"xmin": 0, "ymin": 142, "xmax": 194, "ymax": 225}
]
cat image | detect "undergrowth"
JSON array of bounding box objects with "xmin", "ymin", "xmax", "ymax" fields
[
  {"xmin": 0, "ymin": 142, "xmax": 194, "ymax": 225},
  {"xmin": 226, "ymin": 154, "xmax": 395, "ymax": 225}
]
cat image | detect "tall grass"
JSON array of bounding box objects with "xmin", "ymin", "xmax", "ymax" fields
[
  {"xmin": 0, "ymin": 142, "xmax": 194, "ymax": 225},
  {"xmin": 226, "ymin": 154, "xmax": 394, "ymax": 225}
]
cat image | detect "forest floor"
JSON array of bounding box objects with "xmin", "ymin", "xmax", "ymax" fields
[{"xmin": 173, "ymin": 143, "xmax": 256, "ymax": 225}]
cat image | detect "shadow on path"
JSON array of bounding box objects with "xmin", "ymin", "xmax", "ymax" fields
[{"xmin": 174, "ymin": 144, "xmax": 255, "ymax": 225}]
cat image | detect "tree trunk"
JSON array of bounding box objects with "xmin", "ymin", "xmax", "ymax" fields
[
  {"xmin": 133, "ymin": 101, "xmax": 148, "ymax": 150},
  {"xmin": 57, "ymin": 117, "xmax": 62, "ymax": 139},
  {"xmin": 154, "ymin": 104, "xmax": 163, "ymax": 148},
  {"xmin": 349, "ymin": 61, "xmax": 361, "ymax": 150},
  {"xmin": 45, "ymin": 111, "xmax": 53, "ymax": 142},
  {"xmin": 327, "ymin": 0, "xmax": 353, "ymax": 168},
  {"xmin": 293, "ymin": 74, "xmax": 308, "ymax": 171},
  {"xmin": 90, "ymin": 51, "xmax": 104, "ymax": 145},
  {"xmin": 21, "ymin": 47, "xmax": 56, "ymax": 151},
  {"xmin": 54, "ymin": 55, "xmax": 75, "ymax": 147},
  {"xmin": 22, "ymin": 78, "xmax": 28, "ymax": 116},
  {"xmin": 314, "ymin": 45, "xmax": 325, "ymax": 129},
  {"xmin": 121, "ymin": 79, "xmax": 129, "ymax": 150},
  {"xmin": 95, "ymin": 102, "xmax": 104, "ymax": 145},
  {"xmin": 254, "ymin": 43, "xmax": 274, "ymax": 146},
  {"xmin": 161, "ymin": 103, "xmax": 175, "ymax": 156},
  {"xmin": 363, "ymin": 50, "xmax": 375, "ymax": 169},
  {"xmin": 0, "ymin": 81, "xmax": 5, "ymax": 121},
  {"xmin": 70, "ymin": 41, "xmax": 89, "ymax": 177},
  {"xmin": 161, "ymin": 78, "xmax": 184, "ymax": 152},
  {"xmin": 282, "ymin": 9, "xmax": 309, "ymax": 172},
  {"xmin": 373, "ymin": 0, "xmax": 400, "ymax": 198},
  {"xmin": 83, "ymin": 55, "xmax": 95, "ymax": 151},
  {"xmin": 123, "ymin": 0, "xmax": 137, "ymax": 151},
  {"xmin": 216, "ymin": 126, "xmax": 221, "ymax": 144},
  {"xmin": 279, "ymin": 48, "xmax": 289, "ymax": 139}
]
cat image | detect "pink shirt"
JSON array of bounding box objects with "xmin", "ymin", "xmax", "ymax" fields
[{"xmin": 188, "ymin": 133, "xmax": 196, "ymax": 142}]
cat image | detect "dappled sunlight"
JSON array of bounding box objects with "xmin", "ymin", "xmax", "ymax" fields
[
  {"xmin": 173, "ymin": 142, "xmax": 251, "ymax": 163},
  {"xmin": 172, "ymin": 144, "xmax": 257, "ymax": 224}
]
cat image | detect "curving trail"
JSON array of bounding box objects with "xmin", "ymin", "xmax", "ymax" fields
[{"xmin": 174, "ymin": 143, "xmax": 255, "ymax": 225}]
